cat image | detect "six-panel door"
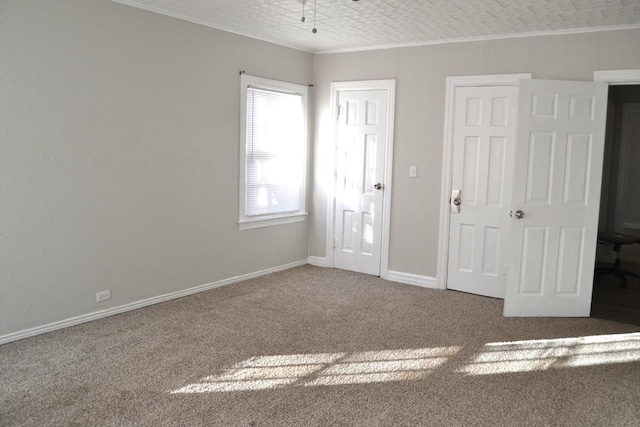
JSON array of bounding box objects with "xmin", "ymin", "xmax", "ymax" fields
[
  {"xmin": 447, "ymin": 85, "xmax": 517, "ymax": 299},
  {"xmin": 504, "ymin": 79, "xmax": 608, "ymax": 317},
  {"xmin": 334, "ymin": 89, "xmax": 388, "ymax": 276}
]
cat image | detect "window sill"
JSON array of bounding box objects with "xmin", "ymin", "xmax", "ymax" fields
[{"xmin": 238, "ymin": 212, "xmax": 308, "ymax": 230}]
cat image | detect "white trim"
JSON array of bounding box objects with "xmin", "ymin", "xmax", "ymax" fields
[
  {"xmin": 308, "ymin": 256, "xmax": 329, "ymax": 267},
  {"xmin": 594, "ymin": 69, "xmax": 640, "ymax": 85},
  {"xmin": 239, "ymin": 212, "xmax": 307, "ymax": 230},
  {"xmin": 380, "ymin": 82, "xmax": 396, "ymax": 280},
  {"xmin": 325, "ymin": 84, "xmax": 339, "ymax": 269},
  {"xmin": 0, "ymin": 260, "xmax": 307, "ymax": 346},
  {"xmin": 436, "ymin": 74, "xmax": 532, "ymax": 291},
  {"xmin": 592, "ymin": 71, "xmax": 640, "ymax": 235},
  {"xmin": 316, "ymin": 25, "xmax": 640, "ymax": 54},
  {"xmin": 386, "ymin": 271, "xmax": 438, "ymax": 289},
  {"xmin": 327, "ymin": 80, "xmax": 396, "ymax": 279},
  {"xmin": 624, "ymin": 223, "xmax": 640, "ymax": 231}
]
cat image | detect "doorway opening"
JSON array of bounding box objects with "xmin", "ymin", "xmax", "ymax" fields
[
  {"xmin": 592, "ymin": 84, "xmax": 640, "ymax": 326},
  {"xmin": 441, "ymin": 75, "xmax": 610, "ymax": 317}
]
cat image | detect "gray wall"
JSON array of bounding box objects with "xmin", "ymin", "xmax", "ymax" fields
[
  {"xmin": 0, "ymin": 0, "xmax": 313, "ymax": 337},
  {"xmin": 3, "ymin": 0, "xmax": 640, "ymax": 340},
  {"xmin": 310, "ymin": 29, "xmax": 640, "ymax": 278}
]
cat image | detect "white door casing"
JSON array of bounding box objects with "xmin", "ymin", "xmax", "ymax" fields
[
  {"xmin": 447, "ymin": 85, "xmax": 518, "ymax": 298},
  {"xmin": 504, "ymin": 79, "xmax": 608, "ymax": 317},
  {"xmin": 334, "ymin": 89, "xmax": 388, "ymax": 275}
]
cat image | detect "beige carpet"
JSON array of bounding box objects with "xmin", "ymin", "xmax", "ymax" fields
[{"xmin": 1, "ymin": 265, "xmax": 640, "ymax": 426}]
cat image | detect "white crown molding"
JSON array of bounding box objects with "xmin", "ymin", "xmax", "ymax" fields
[
  {"xmin": 312, "ymin": 25, "xmax": 640, "ymax": 54},
  {"xmin": 0, "ymin": 260, "xmax": 308, "ymax": 346}
]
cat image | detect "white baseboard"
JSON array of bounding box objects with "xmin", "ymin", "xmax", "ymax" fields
[
  {"xmin": 386, "ymin": 270, "xmax": 438, "ymax": 289},
  {"xmin": 308, "ymin": 256, "xmax": 329, "ymax": 267},
  {"xmin": 0, "ymin": 260, "xmax": 308, "ymax": 346}
]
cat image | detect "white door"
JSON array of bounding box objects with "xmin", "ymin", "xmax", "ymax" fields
[
  {"xmin": 334, "ymin": 89, "xmax": 388, "ymax": 275},
  {"xmin": 504, "ymin": 79, "xmax": 608, "ymax": 317},
  {"xmin": 447, "ymin": 85, "xmax": 518, "ymax": 298}
]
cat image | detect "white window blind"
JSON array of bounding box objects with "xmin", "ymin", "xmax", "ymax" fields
[{"xmin": 244, "ymin": 85, "xmax": 305, "ymax": 218}]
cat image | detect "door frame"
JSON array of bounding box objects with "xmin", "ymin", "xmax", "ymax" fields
[
  {"xmin": 326, "ymin": 79, "xmax": 396, "ymax": 279},
  {"xmin": 594, "ymin": 70, "xmax": 640, "ymax": 234},
  {"xmin": 437, "ymin": 70, "xmax": 640, "ymax": 296},
  {"xmin": 436, "ymin": 73, "xmax": 532, "ymax": 291}
]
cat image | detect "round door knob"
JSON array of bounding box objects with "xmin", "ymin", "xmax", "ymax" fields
[
  {"xmin": 453, "ymin": 199, "xmax": 461, "ymax": 206},
  {"xmin": 374, "ymin": 183, "xmax": 383, "ymax": 190},
  {"xmin": 514, "ymin": 210, "xmax": 525, "ymax": 219}
]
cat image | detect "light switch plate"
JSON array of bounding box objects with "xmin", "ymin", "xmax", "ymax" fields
[{"xmin": 409, "ymin": 165, "xmax": 417, "ymax": 178}]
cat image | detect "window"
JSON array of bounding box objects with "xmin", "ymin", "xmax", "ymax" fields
[{"xmin": 239, "ymin": 75, "xmax": 308, "ymax": 230}]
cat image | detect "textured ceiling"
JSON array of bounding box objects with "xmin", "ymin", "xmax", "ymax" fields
[{"xmin": 112, "ymin": 0, "xmax": 640, "ymax": 53}]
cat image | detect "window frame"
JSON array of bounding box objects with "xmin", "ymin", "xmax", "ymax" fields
[{"xmin": 238, "ymin": 74, "xmax": 309, "ymax": 230}]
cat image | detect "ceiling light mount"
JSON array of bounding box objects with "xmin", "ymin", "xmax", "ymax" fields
[
  {"xmin": 312, "ymin": 0, "xmax": 317, "ymax": 34},
  {"xmin": 299, "ymin": 0, "xmax": 360, "ymax": 34}
]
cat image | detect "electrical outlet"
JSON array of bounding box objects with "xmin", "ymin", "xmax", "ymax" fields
[
  {"xmin": 96, "ymin": 290, "xmax": 111, "ymax": 303},
  {"xmin": 409, "ymin": 165, "xmax": 418, "ymax": 178}
]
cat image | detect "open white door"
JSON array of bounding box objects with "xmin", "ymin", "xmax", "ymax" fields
[{"xmin": 504, "ymin": 79, "xmax": 608, "ymax": 317}]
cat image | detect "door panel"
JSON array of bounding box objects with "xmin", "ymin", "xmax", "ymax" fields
[
  {"xmin": 447, "ymin": 86, "xmax": 517, "ymax": 298},
  {"xmin": 504, "ymin": 79, "xmax": 608, "ymax": 317},
  {"xmin": 334, "ymin": 89, "xmax": 388, "ymax": 276}
]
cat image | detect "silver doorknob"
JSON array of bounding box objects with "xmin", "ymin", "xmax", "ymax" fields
[
  {"xmin": 514, "ymin": 210, "xmax": 525, "ymax": 219},
  {"xmin": 374, "ymin": 183, "xmax": 383, "ymax": 190},
  {"xmin": 453, "ymin": 199, "xmax": 461, "ymax": 206}
]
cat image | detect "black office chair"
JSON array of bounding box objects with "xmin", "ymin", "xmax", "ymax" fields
[{"xmin": 595, "ymin": 232, "xmax": 640, "ymax": 287}]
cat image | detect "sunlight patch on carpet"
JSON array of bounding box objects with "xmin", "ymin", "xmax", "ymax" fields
[
  {"xmin": 170, "ymin": 347, "xmax": 461, "ymax": 393},
  {"xmin": 459, "ymin": 332, "xmax": 640, "ymax": 375},
  {"xmin": 169, "ymin": 333, "xmax": 640, "ymax": 393}
]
